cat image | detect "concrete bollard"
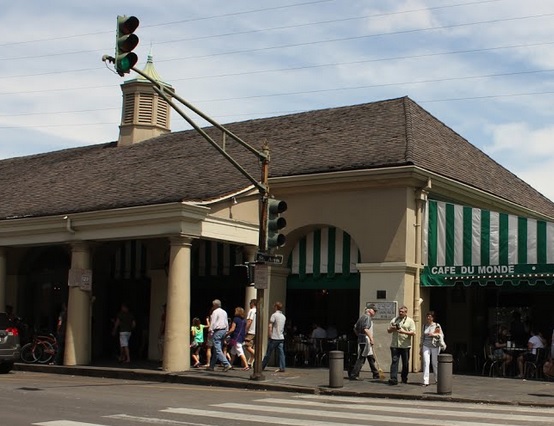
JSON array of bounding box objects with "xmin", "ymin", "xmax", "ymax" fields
[
  {"xmin": 329, "ymin": 350, "xmax": 344, "ymax": 388},
  {"xmin": 437, "ymin": 353, "xmax": 453, "ymax": 395}
]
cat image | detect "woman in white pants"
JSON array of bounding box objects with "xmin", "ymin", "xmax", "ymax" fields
[{"xmin": 421, "ymin": 311, "xmax": 445, "ymax": 386}]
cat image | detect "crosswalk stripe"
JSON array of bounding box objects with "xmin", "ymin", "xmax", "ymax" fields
[
  {"xmin": 253, "ymin": 397, "xmax": 554, "ymax": 423},
  {"xmin": 105, "ymin": 414, "xmax": 213, "ymax": 425},
  {"xmin": 166, "ymin": 405, "xmax": 484, "ymax": 426},
  {"xmin": 162, "ymin": 407, "xmax": 373, "ymax": 426},
  {"xmin": 297, "ymin": 394, "xmax": 554, "ymax": 414},
  {"xmin": 33, "ymin": 422, "xmax": 107, "ymax": 426}
]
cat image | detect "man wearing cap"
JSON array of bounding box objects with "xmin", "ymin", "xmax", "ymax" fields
[{"xmin": 349, "ymin": 303, "xmax": 379, "ymax": 380}]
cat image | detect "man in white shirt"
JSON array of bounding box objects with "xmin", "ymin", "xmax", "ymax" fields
[
  {"xmin": 207, "ymin": 299, "xmax": 232, "ymax": 371},
  {"xmin": 261, "ymin": 301, "xmax": 287, "ymax": 372},
  {"xmin": 517, "ymin": 330, "xmax": 545, "ymax": 378},
  {"xmin": 244, "ymin": 299, "xmax": 257, "ymax": 366}
]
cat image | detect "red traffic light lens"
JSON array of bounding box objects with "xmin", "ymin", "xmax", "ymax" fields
[{"xmin": 118, "ymin": 16, "xmax": 139, "ymax": 35}]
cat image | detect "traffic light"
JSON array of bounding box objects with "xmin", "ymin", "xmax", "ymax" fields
[
  {"xmin": 233, "ymin": 262, "xmax": 256, "ymax": 286},
  {"xmin": 266, "ymin": 198, "xmax": 287, "ymax": 250},
  {"xmin": 115, "ymin": 15, "xmax": 139, "ymax": 76}
]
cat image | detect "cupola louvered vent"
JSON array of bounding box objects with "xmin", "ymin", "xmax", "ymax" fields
[
  {"xmin": 123, "ymin": 93, "xmax": 135, "ymax": 125},
  {"xmin": 138, "ymin": 93, "xmax": 154, "ymax": 124},
  {"xmin": 156, "ymin": 100, "xmax": 169, "ymax": 127}
]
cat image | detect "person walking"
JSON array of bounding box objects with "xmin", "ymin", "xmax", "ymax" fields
[
  {"xmin": 191, "ymin": 317, "xmax": 209, "ymax": 368},
  {"xmin": 207, "ymin": 299, "xmax": 232, "ymax": 372},
  {"xmin": 349, "ymin": 303, "xmax": 379, "ymax": 380},
  {"xmin": 244, "ymin": 299, "xmax": 257, "ymax": 367},
  {"xmin": 227, "ymin": 307, "xmax": 249, "ymax": 370},
  {"xmin": 54, "ymin": 303, "xmax": 67, "ymax": 365},
  {"xmin": 421, "ymin": 311, "xmax": 445, "ymax": 386},
  {"xmin": 261, "ymin": 301, "xmax": 287, "ymax": 373},
  {"xmin": 387, "ymin": 305, "xmax": 416, "ymax": 385},
  {"xmin": 111, "ymin": 302, "xmax": 136, "ymax": 364}
]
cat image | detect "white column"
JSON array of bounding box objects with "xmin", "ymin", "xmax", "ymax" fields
[
  {"xmin": 163, "ymin": 235, "xmax": 192, "ymax": 372},
  {"xmin": 65, "ymin": 242, "xmax": 92, "ymax": 365},
  {"xmin": 0, "ymin": 248, "xmax": 6, "ymax": 311},
  {"xmin": 357, "ymin": 262, "xmax": 419, "ymax": 373}
]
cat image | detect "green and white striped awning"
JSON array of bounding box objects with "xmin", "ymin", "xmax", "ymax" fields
[
  {"xmin": 422, "ymin": 200, "xmax": 554, "ymax": 287},
  {"xmin": 193, "ymin": 241, "xmax": 243, "ymax": 277},
  {"xmin": 112, "ymin": 240, "xmax": 147, "ymax": 280},
  {"xmin": 287, "ymin": 227, "xmax": 360, "ymax": 289}
]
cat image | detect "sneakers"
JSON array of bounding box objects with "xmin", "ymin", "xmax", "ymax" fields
[
  {"xmin": 388, "ymin": 379, "xmax": 398, "ymax": 385},
  {"xmin": 349, "ymin": 376, "xmax": 362, "ymax": 381},
  {"xmin": 274, "ymin": 369, "xmax": 285, "ymax": 373},
  {"xmin": 222, "ymin": 365, "xmax": 232, "ymax": 372}
]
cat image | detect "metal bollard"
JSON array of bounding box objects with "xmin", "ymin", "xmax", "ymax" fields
[
  {"xmin": 437, "ymin": 353, "xmax": 453, "ymax": 395},
  {"xmin": 329, "ymin": 350, "xmax": 344, "ymax": 388}
]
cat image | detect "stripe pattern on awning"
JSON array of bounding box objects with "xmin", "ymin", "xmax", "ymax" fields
[
  {"xmin": 112, "ymin": 240, "xmax": 147, "ymax": 280},
  {"xmin": 288, "ymin": 227, "xmax": 360, "ymax": 278},
  {"xmin": 193, "ymin": 241, "xmax": 243, "ymax": 277},
  {"xmin": 422, "ymin": 200, "xmax": 554, "ymax": 286}
]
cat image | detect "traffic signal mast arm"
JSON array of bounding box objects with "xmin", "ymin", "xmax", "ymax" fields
[{"xmin": 133, "ymin": 65, "xmax": 268, "ymax": 194}]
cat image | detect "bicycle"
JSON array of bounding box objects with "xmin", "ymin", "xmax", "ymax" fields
[{"xmin": 20, "ymin": 333, "xmax": 58, "ymax": 364}]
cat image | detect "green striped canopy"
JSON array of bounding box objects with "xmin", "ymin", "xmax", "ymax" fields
[
  {"xmin": 287, "ymin": 227, "xmax": 361, "ymax": 289},
  {"xmin": 422, "ymin": 200, "xmax": 554, "ymax": 286}
]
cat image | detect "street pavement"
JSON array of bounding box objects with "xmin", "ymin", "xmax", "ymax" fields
[{"xmin": 14, "ymin": 361, "xmax": 554, "ymax": 408}]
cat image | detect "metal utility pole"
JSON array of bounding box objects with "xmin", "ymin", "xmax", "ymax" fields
[
  {"xmin": 103, "ymin": 50, "xmax": 279, "ymax": 380},
  {"xmin": 250, "ymin": 143, "xmax": 270, "ymax": 381}
]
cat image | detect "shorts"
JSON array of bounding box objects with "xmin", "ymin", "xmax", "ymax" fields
[
  {"xmin": 119, "ymin": 331, "xmax": 131, "ymax": 347},
  {"xmin": 206, "ymin": 336, "xmax": 213, "ymax": 348},
  {"xmin": 230, "ymin": 342, "xmax": 245, "ymax": 357},
  {"xmin": 244, "ymin": 333, "xmax": 255, "ymax": 348}
]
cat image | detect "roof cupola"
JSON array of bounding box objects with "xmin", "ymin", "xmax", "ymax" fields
[{"xmin": 117, "ymin": 54, "xmax": 174, "ymax": 146}]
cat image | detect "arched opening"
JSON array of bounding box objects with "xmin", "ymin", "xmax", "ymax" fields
[{"xmin": 286, "ymin": 226, "xmax": 360, "ymax": 338}]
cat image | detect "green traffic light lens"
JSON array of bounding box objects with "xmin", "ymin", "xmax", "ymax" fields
[{"xmin": 116, "ymin": 53, "xmax": 138, "ymax": 74}]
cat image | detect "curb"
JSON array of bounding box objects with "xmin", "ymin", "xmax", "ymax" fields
[{"xmin": 14, "ymin": 363, "xmax": 554, "ymax": 408}]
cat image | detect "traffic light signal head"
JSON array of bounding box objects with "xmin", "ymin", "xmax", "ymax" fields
[
  {"xmin": 115, "ymin": 15, "xmax": 139, "ymax": 76},
  {"xmin": 266, "ymin": 198, "xmax": 287, "ymax": 250}
]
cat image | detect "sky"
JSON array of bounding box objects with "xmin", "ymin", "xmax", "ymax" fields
[{"xmin": 2, "ymin": 0, "xmax": 554, "ymax": 201}]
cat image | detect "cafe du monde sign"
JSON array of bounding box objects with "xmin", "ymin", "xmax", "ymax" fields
[{"xmin": 422, "ymin": 263, "xmax": 554, "ymax": 287}]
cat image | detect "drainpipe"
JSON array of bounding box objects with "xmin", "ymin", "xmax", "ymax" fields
[
  {"xmin": 63, "ymin": 215, "xmax": 76, "ymax": 234},
  {"xmin": 413, "ymin": 178, "xmax": 431, "ymax": 372}
]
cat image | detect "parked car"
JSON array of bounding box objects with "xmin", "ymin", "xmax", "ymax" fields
[{"xmin": 0, "ymin": 312, "xmax": 20, "ymax": 373}]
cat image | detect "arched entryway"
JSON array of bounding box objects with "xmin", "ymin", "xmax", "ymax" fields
[{"xmin": 286, "ymin": 226, "xmax": 360, "ymax": 338}]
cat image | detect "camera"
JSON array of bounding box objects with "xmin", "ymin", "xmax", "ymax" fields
[{"xmin": 395, "ymin": 324, "xmax": 401, "ymax": 330}]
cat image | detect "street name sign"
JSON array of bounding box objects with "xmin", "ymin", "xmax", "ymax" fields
[{"xmin": 256, "ymin": 252, "xmax": 283, "ymax": 264}]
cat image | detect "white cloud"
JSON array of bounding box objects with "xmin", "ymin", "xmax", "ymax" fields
[{"xmin": 486, "ymin": 122, "xmax": 554, "ymax": 159}]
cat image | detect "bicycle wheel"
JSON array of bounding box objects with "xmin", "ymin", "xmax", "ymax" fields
[
  {"xmin": 37, "ymin": 341, "xmax": 54, "ymax": 364},
  {"xmin": 20, "ymin": 342, "xmax": 42, "ymax": 363}
]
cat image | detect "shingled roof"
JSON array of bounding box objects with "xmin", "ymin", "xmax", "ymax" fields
[{"xmin": 1, "ymin": 96, "xmax": 553, "ymax": 220}]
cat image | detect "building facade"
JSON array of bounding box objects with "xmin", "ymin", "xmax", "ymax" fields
[{"xmin": 1, "ymin": 64, "xmax": 553, "ymax": 372}]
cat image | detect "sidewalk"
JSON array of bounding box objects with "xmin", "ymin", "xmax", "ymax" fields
[{"xmin": 14, "ymin": 361, "xmax": 554, "ymax": 407}]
